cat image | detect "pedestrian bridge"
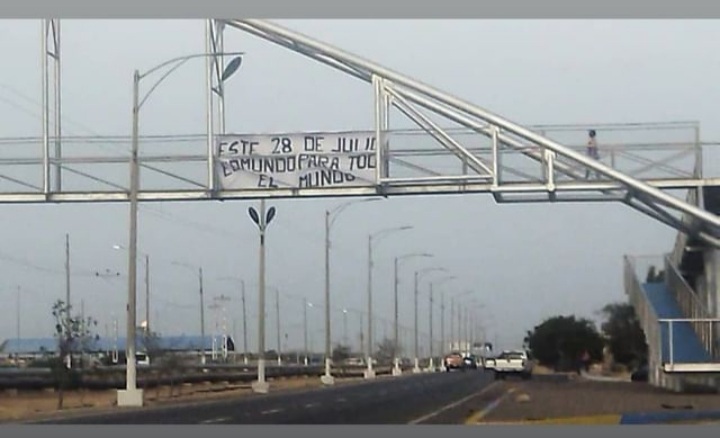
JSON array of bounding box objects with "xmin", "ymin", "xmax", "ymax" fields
[{"xmin": 5, "ymin": 19, "xmax": 720, "ymax": 393}]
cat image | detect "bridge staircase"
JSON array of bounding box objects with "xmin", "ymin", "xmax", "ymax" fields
[{"xmin": 625, "ymin": 186, "xmax": 720, "ymax": 392}]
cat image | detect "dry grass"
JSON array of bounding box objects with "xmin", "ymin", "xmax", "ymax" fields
[{"xmin": 0, "ymin": 375, "xmax": 365, "ymax": 422}]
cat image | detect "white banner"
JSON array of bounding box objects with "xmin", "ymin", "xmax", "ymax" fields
[{"xmin": 216, "ymin": 131, "xmax": 378, "ymax": 190}]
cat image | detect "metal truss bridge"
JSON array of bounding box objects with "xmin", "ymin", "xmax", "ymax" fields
[{"xmin": 2, "ymin": 19, "xmax": 720, "ymax": 247}]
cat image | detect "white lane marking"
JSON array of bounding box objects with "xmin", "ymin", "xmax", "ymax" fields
[
  {"xmin": 406, "ymin": 381, "xmax": 500, "ymax": 425},
  {"xmin": 304, "ymin": 402, "xmax": 319, "ymax": 408},
  {"xmin": 261, "ymin": 408, "xmax": 283, "ymax": 415},
  {"xmin": 200, "ymin": 416, "xmax": 231, "ymax": 424}
]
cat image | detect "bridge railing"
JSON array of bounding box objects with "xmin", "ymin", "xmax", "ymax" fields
[
  {"xmin": 624, "ymin": 255, "xmax": 662, "ymax": 383},
  {"xmin": 657, "ymin": 318, "xmax": 720, "ymax": 369},
  {"xmin": 664, "ymin": 254, "xmax": 719, "ymax": 359}
]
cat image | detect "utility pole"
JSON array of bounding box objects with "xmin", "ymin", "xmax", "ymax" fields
[
  {"xmin": 365, "ymin": 235, "xmax": 375, "ymax": 379},
  {"xmin": 80, "ymin": 299, "xmax": 85, "ymax": 367},
  {"xmin": 440, "ymin": 292, "xmax": 445, "ymax": 359},
  {"xmin": 322, "ymin": 210, "xmax": 333, "ymax": 384},
  {"xmin": 275, "ymin": 288, "xmax": 281, "ymax": 365},
  {"xmin": 16, "ymin": 287, "xmax": 20, "ymax": 349},
  {"xmin": 450, "ymin": 298, "xmax": 455, "ymax": 351},
  {"xmin": 64, "ymin": 233, "xmax": 71, "ymax": 369},
  {"xmin": 428, "ymin": 283, "xmax": 434, "ymax": 371},
  {"xmin": 393, "ymin": 257, "xmax": 400, "ymax": 376},
  {"xmin": 343, "ymin": 309, "xmax": 348, "ymax": 347},
  {"xmin": 413, "ymin": 271, "xmax": 420, "ymax": 373},
  {"xmin": 303, "ymin": 299, "xmax": 309, "ymax": 366},
  {"xmin": 145, "ymin": 255, "xmax": 150, "ymax": 334},
  {"xmin": 199, "ymin": 267, "xmax": 206, "ymax": 364},
  {"xmin": 241, "ymin": 280, "xmax": 248, "ymax": 365}
]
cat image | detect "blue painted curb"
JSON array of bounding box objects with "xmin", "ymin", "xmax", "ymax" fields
[{"xmin": 620, "ymin": 410, "xmax": 720, "ymax": 424}]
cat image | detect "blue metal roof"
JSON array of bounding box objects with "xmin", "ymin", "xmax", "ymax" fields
[{"xmin": 1, "ymin": 334, "xmax": 232, "ymax": 355}]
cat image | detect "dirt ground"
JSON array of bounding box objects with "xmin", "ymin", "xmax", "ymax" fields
[
  {"xmin": 0, "ymin": 375, "xmax": 363, "ymax": 422},
  {"xmin": 471, "ymin": 376, "xmax": 720, "ymax": 424}
]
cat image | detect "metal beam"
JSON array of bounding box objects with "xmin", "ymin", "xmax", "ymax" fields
[{"xmin": 220, "ymin": 19, "xmax": 720, "ymax": 233}]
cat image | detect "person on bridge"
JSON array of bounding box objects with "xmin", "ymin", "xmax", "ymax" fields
[{"xmin": 585, "ymin": 129, "xmax": 600, "ymax": 179}]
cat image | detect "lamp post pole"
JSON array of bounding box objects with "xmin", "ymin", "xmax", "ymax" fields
[
  {"xmin": 323, "ymin": 198, "xmax": 379, "ymax": 385},
  {"xmin": 392, "ymin": 252, "xmax": 432, "ymax": 376},
  {"xmin": 364, "ymin": 225, "xmax": 412, "ymax": 379},
  {"xmin": 248, "ymin": 200, "xmax": 277, "ymax": 393},
  {"xmin": 119, "ymin": 50, "xmax": 244, "ymax": 408},
  {"xmin": 426, "ymin": 275, "xmax": 455, "ymax": 371},
  {"xmin": 412, "ymin": 267, "xmax": 447, "ymax": 373}
]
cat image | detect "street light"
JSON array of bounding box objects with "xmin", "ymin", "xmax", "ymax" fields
[
  {"xmin": 323, "ymin": 197, "xmax": 380, "ymax": 386},
  {"xmin": 392, "ymin": 252, "xmax": 433, "ymax": 376},
  {"xmin": 120, "ymin": 50, "xmax": 244, "ymax": 408},
  {"xmin": 413, "ymin": 267, "xmax": 447, "ymax": 373},
  {"xmin": 247, "ymin": 199, "xmax": 277, "ymax": 394},
  {"xmin": 428, "ymin": 275, "xmax": 455, "ymax": 371},
  {"xmin": 365, "ymin": 225, "xmax": 413, "ymax": 379}
]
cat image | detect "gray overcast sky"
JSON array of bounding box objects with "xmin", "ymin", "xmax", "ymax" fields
[{"xmin": 0, "ymin": 19, "xmax": 718, "ymax": 353}]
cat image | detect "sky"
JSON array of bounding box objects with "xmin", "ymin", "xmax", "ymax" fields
[{"xmin": 0, "ymin": 19, "xmax": 719, "ymax": 355}]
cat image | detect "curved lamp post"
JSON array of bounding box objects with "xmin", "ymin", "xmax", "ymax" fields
[
  {"xmin": 322, "ymin": 197, "xmax": 380, "ymax": 385},
  {"xmin": 120, "ymin": 50, "xmax": 243, "ymax": 407},
  {"xmin": 364, "ymin": 225, "xmax": 413, "ymax": 379}
]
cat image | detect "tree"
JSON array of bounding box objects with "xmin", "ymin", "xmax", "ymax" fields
[
  {"xmin": 139, "ymin": 332, "xmax": 186, "ymax": 399},
  {"xmin": 375, "ymin": 338, "xmax": 400, "ymax": 363},
  {"xmin": 332, "ymin": 344, "xmax": 351, "ymax": 363},
  {"xmin": 599, "ymin": 302, "xmax": 648, "ymax": 369},
  {"xmin": 523, "ymin": 315, "xmax": 604, "ymax": 371},
  {"xmin": 51, "ymin": 299, "xmax": 98, "ymax": 410}
]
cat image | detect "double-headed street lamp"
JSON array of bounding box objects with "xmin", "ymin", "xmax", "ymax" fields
[
  {"xmin": 392, "ymin": 252, "xmax": 433, "ymax": 376},
  {"xmin": 247, "ymin": 200, "xmax": 277, "ymax": 394},
  {"xmin": 323, "ymin": 198, "xmax": 379, "ymax": 385},
  {"xmin": 413, "ymin": 267, "xmax": 447, "ymax": 373},
  {"xmin": 120, "ymin": 50, "xmax": 243, "ymax": 407},
  {"xmin": 365, "ymin": 225, "xmax": 413, "ymax": 379}
]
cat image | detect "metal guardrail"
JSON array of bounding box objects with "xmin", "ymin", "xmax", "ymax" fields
[
  {"xmin": 625, "ymin": 255, "xmax": 719, "ymax": 377},
  {"xmin": 664, "ymin": 254, "xmax": 719, "ymax": 359},
  {"xmin": 658, "ymin": 318, "xmax": 720, "ymax": 372},
  {"xmin": 624, "ymin": 255, "xmax": 662, "ymax": 385},
  {"xmin": 0, "ymin": 364, "xmax": 399, "ymax": 390}
]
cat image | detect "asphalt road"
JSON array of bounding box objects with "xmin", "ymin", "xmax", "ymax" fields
[{"xmin": 30, "ymin": 370, "xmax": 499, "ymax": 424}]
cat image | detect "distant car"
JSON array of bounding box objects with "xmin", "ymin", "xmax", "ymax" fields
[
  {"xmin": 462, "ymin": 355, "xmax": 478, "ymax": 370},
  {"xmin": 443, "ymin": 352, "xmax": 464, "ymax": 372},
  {"xmin": 485, "ymin": 350, "xmax": 533, "ymax": 380}
]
